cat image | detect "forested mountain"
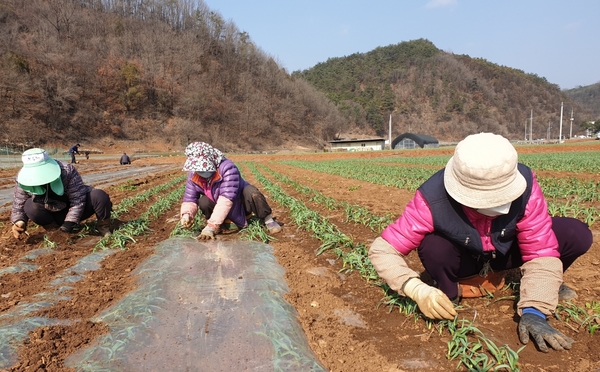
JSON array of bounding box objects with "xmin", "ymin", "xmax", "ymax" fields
[
  {"xmin": 1, "ymin": 1, "xmax": 594, "ymax": 152},
  {"xmin": 0, "ymin": 0, "xmax": 346, "ymax": 151},
  {"xmin": 294, "ymin": 39, "xmax": 593, "ymax": 141},
  {"xmin": 565, "ymin": 82, "xmax": 600, "ymax": 119}
]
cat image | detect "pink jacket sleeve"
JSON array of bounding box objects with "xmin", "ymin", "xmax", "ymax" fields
[
  {"xmin": 180, "ymin": 202, "xmax": 198, "ymax": 219},
  {"xmin": 381, "ymin": 173, "xmax": 558, "ymax": 262},
  {"xmin": 207, "ymin": 196, "xmax": 233, "ymax": 227},
  {"xmin": 381, "ymin": 190, "xmax": 434, "ymax": 255},
  {"xmin": 516, "ymin": 173, "xmax": 560, "ymax": 261}
]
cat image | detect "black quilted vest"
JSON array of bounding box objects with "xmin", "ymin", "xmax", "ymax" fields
[{"xmin": 418, "ymin": 164, "xmax": 533, "ymax": 257}]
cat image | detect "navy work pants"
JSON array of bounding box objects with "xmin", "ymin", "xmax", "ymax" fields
[
  {"xmin": 417, "ymin": 217, "xmax": 593, "ymax": 300},
  {"xmin": 23, "ymin": 189, "xmax": 112, "ymax": 227},
  {"xmin": 197, "ymin": 185, "xmax": 272, "ymax": 224}
]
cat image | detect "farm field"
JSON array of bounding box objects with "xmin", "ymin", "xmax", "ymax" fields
[{"xmin": 0, "ymin": 141, "xmax": 599, "ymax": 371}]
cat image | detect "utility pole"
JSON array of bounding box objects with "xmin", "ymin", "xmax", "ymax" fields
[
  {"xmin": 388, "ymin": 114, "xmax": 392, "ymax": 149},
  {"xmin": 559, "ymin": 102, "xmax": 564, "ymax": 143},
  {"xmin": 529, "ymin": 110, "xmax": 533, "ymax": 142},
  {"xmin": 569, "ymin": 108, "xmax": 574, "ymax": 139}
]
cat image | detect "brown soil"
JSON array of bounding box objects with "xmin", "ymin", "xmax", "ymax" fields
[{"xmin": 1, "ymin": 141, "xmax": 599, "ymax": 371}]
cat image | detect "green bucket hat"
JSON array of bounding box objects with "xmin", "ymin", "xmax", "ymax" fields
[{"xmin": 17, "ymin": 148, "xmax": 61, "ymax": 187}]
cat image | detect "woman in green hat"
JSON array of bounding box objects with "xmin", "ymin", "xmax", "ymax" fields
[{"xmin": 10, "ymin": 148, "xmax": 113, "ymax": 238}]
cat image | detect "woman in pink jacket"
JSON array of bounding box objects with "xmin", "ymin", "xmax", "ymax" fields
[{"xmin": 368, "ymin": 133, "xmax": 592, "ymax": 353}]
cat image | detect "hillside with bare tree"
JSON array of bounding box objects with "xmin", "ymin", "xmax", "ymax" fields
[
  {"xmin": 294, "ymin": 39, "xmax": 593, "ymax": 142},
  {"xmin": 565, "ymin": 82, "xmax": 600, "ymax": 119},
  {"xmin": 1, "ymin": 1, "xmax": 595, "ymax": 153},
  {"xmin": 0, "ymin": 0, "xmax": 348, "ymax": 152}
]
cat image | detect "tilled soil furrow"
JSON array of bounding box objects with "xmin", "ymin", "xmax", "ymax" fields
[
  {"xmin": 238, "ymin": 161, "xmax": 456, "ymax": 371},
  {"xmin": 0, "ymin": 168, "xmax": 185, "ymax": 371},
  {"xmin": 1, "ymin": 151, "xmax": 599, "ymax": 372}
]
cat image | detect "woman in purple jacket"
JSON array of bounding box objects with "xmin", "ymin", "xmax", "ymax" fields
[
  {"xmin": 368, "ymin": 133, "xmax": 592, "ymax": 353},
  {"xmin": 179, "ymin": 142, "xmax": 282, "ymax": 240}
]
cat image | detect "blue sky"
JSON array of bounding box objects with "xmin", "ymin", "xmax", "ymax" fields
[{"xmin": 201, "ymin": 0, "xmax": 599, "ymax": 90}]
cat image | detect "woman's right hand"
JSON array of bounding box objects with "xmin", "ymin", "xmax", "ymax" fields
[
  {"xmin": 180, "ymin": 214, "xmax": 193, "ymax": 228},
  {"xmin": 403, "ymin": 278, "xmax": 457, "ymax": 320},
  {"xmin": 12, "ymin": 221, "xmax": 27, "ymax": 239}
]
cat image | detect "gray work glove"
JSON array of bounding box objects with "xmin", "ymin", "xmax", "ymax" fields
[
  {"xmin": 518, "ymin": 310, "xmax": 574, "ymax": 352},
  {"xmin": 180, "ymin": 214, "xmax": 193, "ymax": 228},
  {"xmin": 198, "ymin": 226, "xmax": 216, "ymax": 240},
  {"xmin": 12, "ymin": 221, "xmax": 26, "ymax": 239},
  {"xmin": 59, "ymin": 221, "xmax": 79, "ymax": 233}
]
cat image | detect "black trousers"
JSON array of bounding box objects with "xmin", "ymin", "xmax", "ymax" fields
[
  {"xmin": 23, "ymin": 189, "xmax": 112, "ymax": 226},
  {"xmin": 417, "ymin": 217, "xmax": 593, "ymax": 300},
  {"xmin": 197, "ymin": 185, "xmax": 272, "ymax": 222}
]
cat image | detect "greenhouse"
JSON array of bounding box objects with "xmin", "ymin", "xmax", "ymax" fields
[{"xmin": 391, "ymin": 133, "xmax": 439, "ymax": 149}]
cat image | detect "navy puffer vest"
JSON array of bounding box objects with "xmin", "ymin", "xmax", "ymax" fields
[{"xmin": 418, "ymin": 164, "xmax": 533, "ymax": 257}]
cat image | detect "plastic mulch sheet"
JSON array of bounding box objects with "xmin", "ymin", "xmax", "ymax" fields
[{"xmin": 65, "ymin": 238, "xmax": 326, "ymax": 371}]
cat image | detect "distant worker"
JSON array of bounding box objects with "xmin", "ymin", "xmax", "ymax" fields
[
  {"xmin": 179, "ymin": 142, "xmax": 282, "ymax": 239},
  {"xmin": 11, "ymin": 148, "xmax": 113, "ymax": 238},
  {"xmin": 120, "ymin": 152, "xmax": 131, "ymax": 165},
  {"xmin": 85, "ymin": 151, "xmax": 90, "ymax": 160},
  {"xmin": 68, "ymin": 143, "xmax": 80, "ymax": 164}
]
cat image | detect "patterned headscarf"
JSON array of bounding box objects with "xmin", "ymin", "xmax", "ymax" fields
[{"xmin": 182, "ymin": 142, "xmax": 225, "ymax": 172}]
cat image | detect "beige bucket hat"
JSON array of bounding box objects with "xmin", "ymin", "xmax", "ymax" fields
[{"xmin": 443, "ymin": 133, "xmax": 526, "ymax": 209}]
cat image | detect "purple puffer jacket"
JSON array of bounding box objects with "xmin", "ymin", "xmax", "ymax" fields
[{"xmin": 182, "ymin": 158, "xmax": 249, "ymax": 227}]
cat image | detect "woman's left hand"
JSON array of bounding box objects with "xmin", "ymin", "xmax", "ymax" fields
[
  {"xmin": 60, "ymin": 221, "xmax": 79, "ymax": 233},
  {"xmin": 198, "ymin": 226, "xmax": 216, "ymax": 240}
]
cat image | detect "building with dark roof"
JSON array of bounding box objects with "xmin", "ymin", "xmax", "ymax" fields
[
  {"xmin": 327, "ymin": 138, "xmax": 385, "ymax": 152},
  {"xmin": 391, "ymin": 133, "xmax": 439, "ymax": 149}
]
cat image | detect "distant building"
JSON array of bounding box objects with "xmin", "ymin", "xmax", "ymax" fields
[
  {"xmin": 391, "ymin": 133, "xmax": 439, "ymax": 149},
  {"xmin": 328, "ymin": 138, "xmax": 385, "ymax": 152}
]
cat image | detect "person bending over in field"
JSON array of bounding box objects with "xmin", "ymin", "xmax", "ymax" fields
[
  {"xmin": 68, "ymin": 143, "xmax": 80, "ymax": 164},
  {"xmin": 368, "ymin": 132, "xmax": 592, "ymax": 353},
  {"xmin": 179, "ymin": 142, "xmax": 282, "ymax": 240},
  {"xmin": 120, "ymin": 152, "xmax": 131, "ymax": 165},
  {"xmin": 11, "ymin": 148, "xmax": 113, "ymax": 238}
]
